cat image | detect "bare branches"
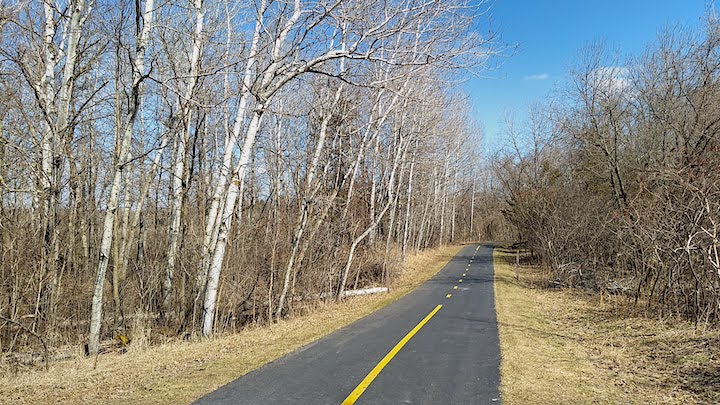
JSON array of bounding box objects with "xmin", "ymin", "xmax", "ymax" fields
[
  {"xmin": 497, "ymin": 15, "xmax": 720, "ymax": 325},
  {"xmin": 0, "ymin": 0, "xmax": 500, "ymax": 359}
]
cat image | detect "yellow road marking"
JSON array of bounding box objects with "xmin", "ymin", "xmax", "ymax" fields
[
  {"xmin": 446, "ymin": 294, "xmax": 452, "ymax": 298},
  {"xmin": 341, "ymin": 304, "xmax": 443, "ymax": 404},
  {"xmin": 463, "ymin": 273, "xmax": 466, "ymax": 276},
  {"xmin": 459, "ymin": 279, "xmax": 463, "ymax": 282},
  {"xmin": 453, "ymin": 286, "xmax": 458, "ymax": 290}
]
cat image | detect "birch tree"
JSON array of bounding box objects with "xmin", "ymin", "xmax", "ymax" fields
[
  {"xmin": 202, "ymin": 0, "xmax": 462, "ymax": 335},
  {"xmin": 163, "ymin": 0, "xmax": 206, "ymax": 319},
  {"xmin": 88, "ymin": 0, "xmax": 155, "ymax": 355},
  {"xmin": 0, "ymin": 0, "xmax": 503, "ymax": 357}
]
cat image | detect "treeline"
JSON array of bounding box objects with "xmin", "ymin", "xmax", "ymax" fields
[
  {"xmin": 495, "ymin": 16, "xmax": 720, "ymax": 324},
  {"xmin": 0, "ymin": 0, "xmax": 505, "ymax": 357}
]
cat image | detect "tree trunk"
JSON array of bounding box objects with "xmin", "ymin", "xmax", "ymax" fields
[
  {"xmin": 164, "ymin": 0, "xmax": 204, "ymax": 319},
  {"xmin": 202, "ymin": 108, "xmax": 263, "ymax": 336},
  {"xmin": 88, "ymin": 0, "xmax": 154, "ymax": 356},
  {"xmin": 275, "ymin": 84, "xmax": 344, "ymax": 321},
  {"xmin": 338, "ymin": 132, "xmax": 407, "ymax": 299},
  {"xmin": 402, "ymin": 140, "xmax": 417, "ymax": 259}
]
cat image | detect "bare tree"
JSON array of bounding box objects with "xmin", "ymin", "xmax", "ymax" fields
[{"xmin": 89, "ymin": 0, "xmax": 155, "ymax": 355}]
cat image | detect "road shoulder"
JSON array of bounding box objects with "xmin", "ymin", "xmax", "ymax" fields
[{"xmin": 494, "ymin": 247, "xmax": 720, "ymax": 404}]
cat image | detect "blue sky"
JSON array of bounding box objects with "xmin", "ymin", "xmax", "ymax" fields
[{"xmin": 468, "ymin": 0, "xmax": 710, "ymax": 153}]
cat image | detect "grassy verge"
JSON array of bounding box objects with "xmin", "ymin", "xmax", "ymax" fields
[
  {"xmin": 494, "ymin": 248, "xmax": 720, "ymax": 404},
  {"xmin": 0, "ymin": 244, "xmax": 463, "ymax": 405}
]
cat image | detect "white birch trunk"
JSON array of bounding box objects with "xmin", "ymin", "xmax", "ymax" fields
[
  {"xmin": 39, "ymin": 0, "xmax": 58, "ymax": 333},
  {"xmin": 201, "ymin": 0, "xmax": 307, "ymax": 334},
  {"xmin": 450, "ymin": 167, "xmax": 458, "ymax": 242},
  {"xmin": 275, "ymin": 83, "xmax": 344, "ymax": 321},
  {"xmin": 199, "ymin": 0, "xmax": 266, "ymax": 293},
  {"xmin": 401, "ymin": 140, "xmax": 417, "ymax": 258},
  {"xmin": 202, "ymin": 108, "xmax": 263, "ymax": 336},
  {"xmin": 415, "ymin": 183, "xmax": 433, "ymax": 252},
  {"xmin": 56, "ymin": 0, "xmax": 87, "ymax": 139},
  {"xmin": 338, "ymin": 133, "xmax": 407, "ymax": 299},
  {"xmin": 470, "ymin": 174, "xmax": 475, "ymax": 238},
  {"xmin": 382, "ymin": 144, "xmax": 408, "ymax": 283},
  {"xmin": 439, "ymin": 161, "xmax": 448, "ymax": 245},
  {"xmin": 368, "ymin": 134, "xmax": 380, "ymax": 243},
  {"xmin": 164, "ymin": 0, "xmax": 205, "ymax": 317},
  {"xmin": 88, "ymin": 0, "xmax": 154, "ymax": 355},
  {"xmin": 39, "ymin": 0, "xmax": 56, "ymax": 207}
]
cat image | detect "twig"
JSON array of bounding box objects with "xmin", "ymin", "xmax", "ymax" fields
[{"xmin": 0, "ymin": 315, "xmax": 49, "ymax": 371}]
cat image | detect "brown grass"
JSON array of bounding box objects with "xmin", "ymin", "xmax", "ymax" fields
[
  {"xmin": 0, "ymin": 244, "xmax": 463, "ymax": 405},
  {"xmin": 494, "ymin": 248, "xmax": 720, "ymax": 404}
]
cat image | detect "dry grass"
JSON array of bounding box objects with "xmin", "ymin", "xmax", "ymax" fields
[
  {"xmin": 494, "ymin": 248, "xmax": 720, "ymax": 404},
  {"xmin": 0, "ymin": 244, "xmax": 463, "ymax": 405}
]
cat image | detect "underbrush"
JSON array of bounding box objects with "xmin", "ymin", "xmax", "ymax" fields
[{"xmin": 0, "ymin": 244, "xmax": 463, "ymax": 404}]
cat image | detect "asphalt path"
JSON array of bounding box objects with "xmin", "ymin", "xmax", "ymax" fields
[{"xmin": 195, "ymin": 243, "xmax": 501, "ymax": 404}]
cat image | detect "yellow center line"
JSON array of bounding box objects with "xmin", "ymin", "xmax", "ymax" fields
[
  {"xmin": 446, "ymin": 294, "xmax": 452, "ymax": 298},
  {"xmin": 453, "ymin": 286, "xmax": 458, "ymax": 290},
  {"xmin": 459, "ymin": 279, "xmax": 463, "ymax": 282},
  {"xmin": 341, "ymin": 304, "xmax": 443, "ymax": 404},
  {"xmin": 463, "ymin": 273, "xmax": 466, "ymax": 276}
]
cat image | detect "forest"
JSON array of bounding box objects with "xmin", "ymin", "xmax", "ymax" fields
[
  {"xmin": 495, "ymin": 15, "xmax": 720, "ymax": 326},
  {"xmin": 0, "ymin": 0, "xmax": 508, "ymax": 360}
]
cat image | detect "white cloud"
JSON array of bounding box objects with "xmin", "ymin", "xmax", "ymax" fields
[
  {"xmin": 523, "ymin": 73, "xmax": 549, "ymax": 81},
  {"xmin": 592, "ymin": 66, "xmax": 629, "ymax": 93}
]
